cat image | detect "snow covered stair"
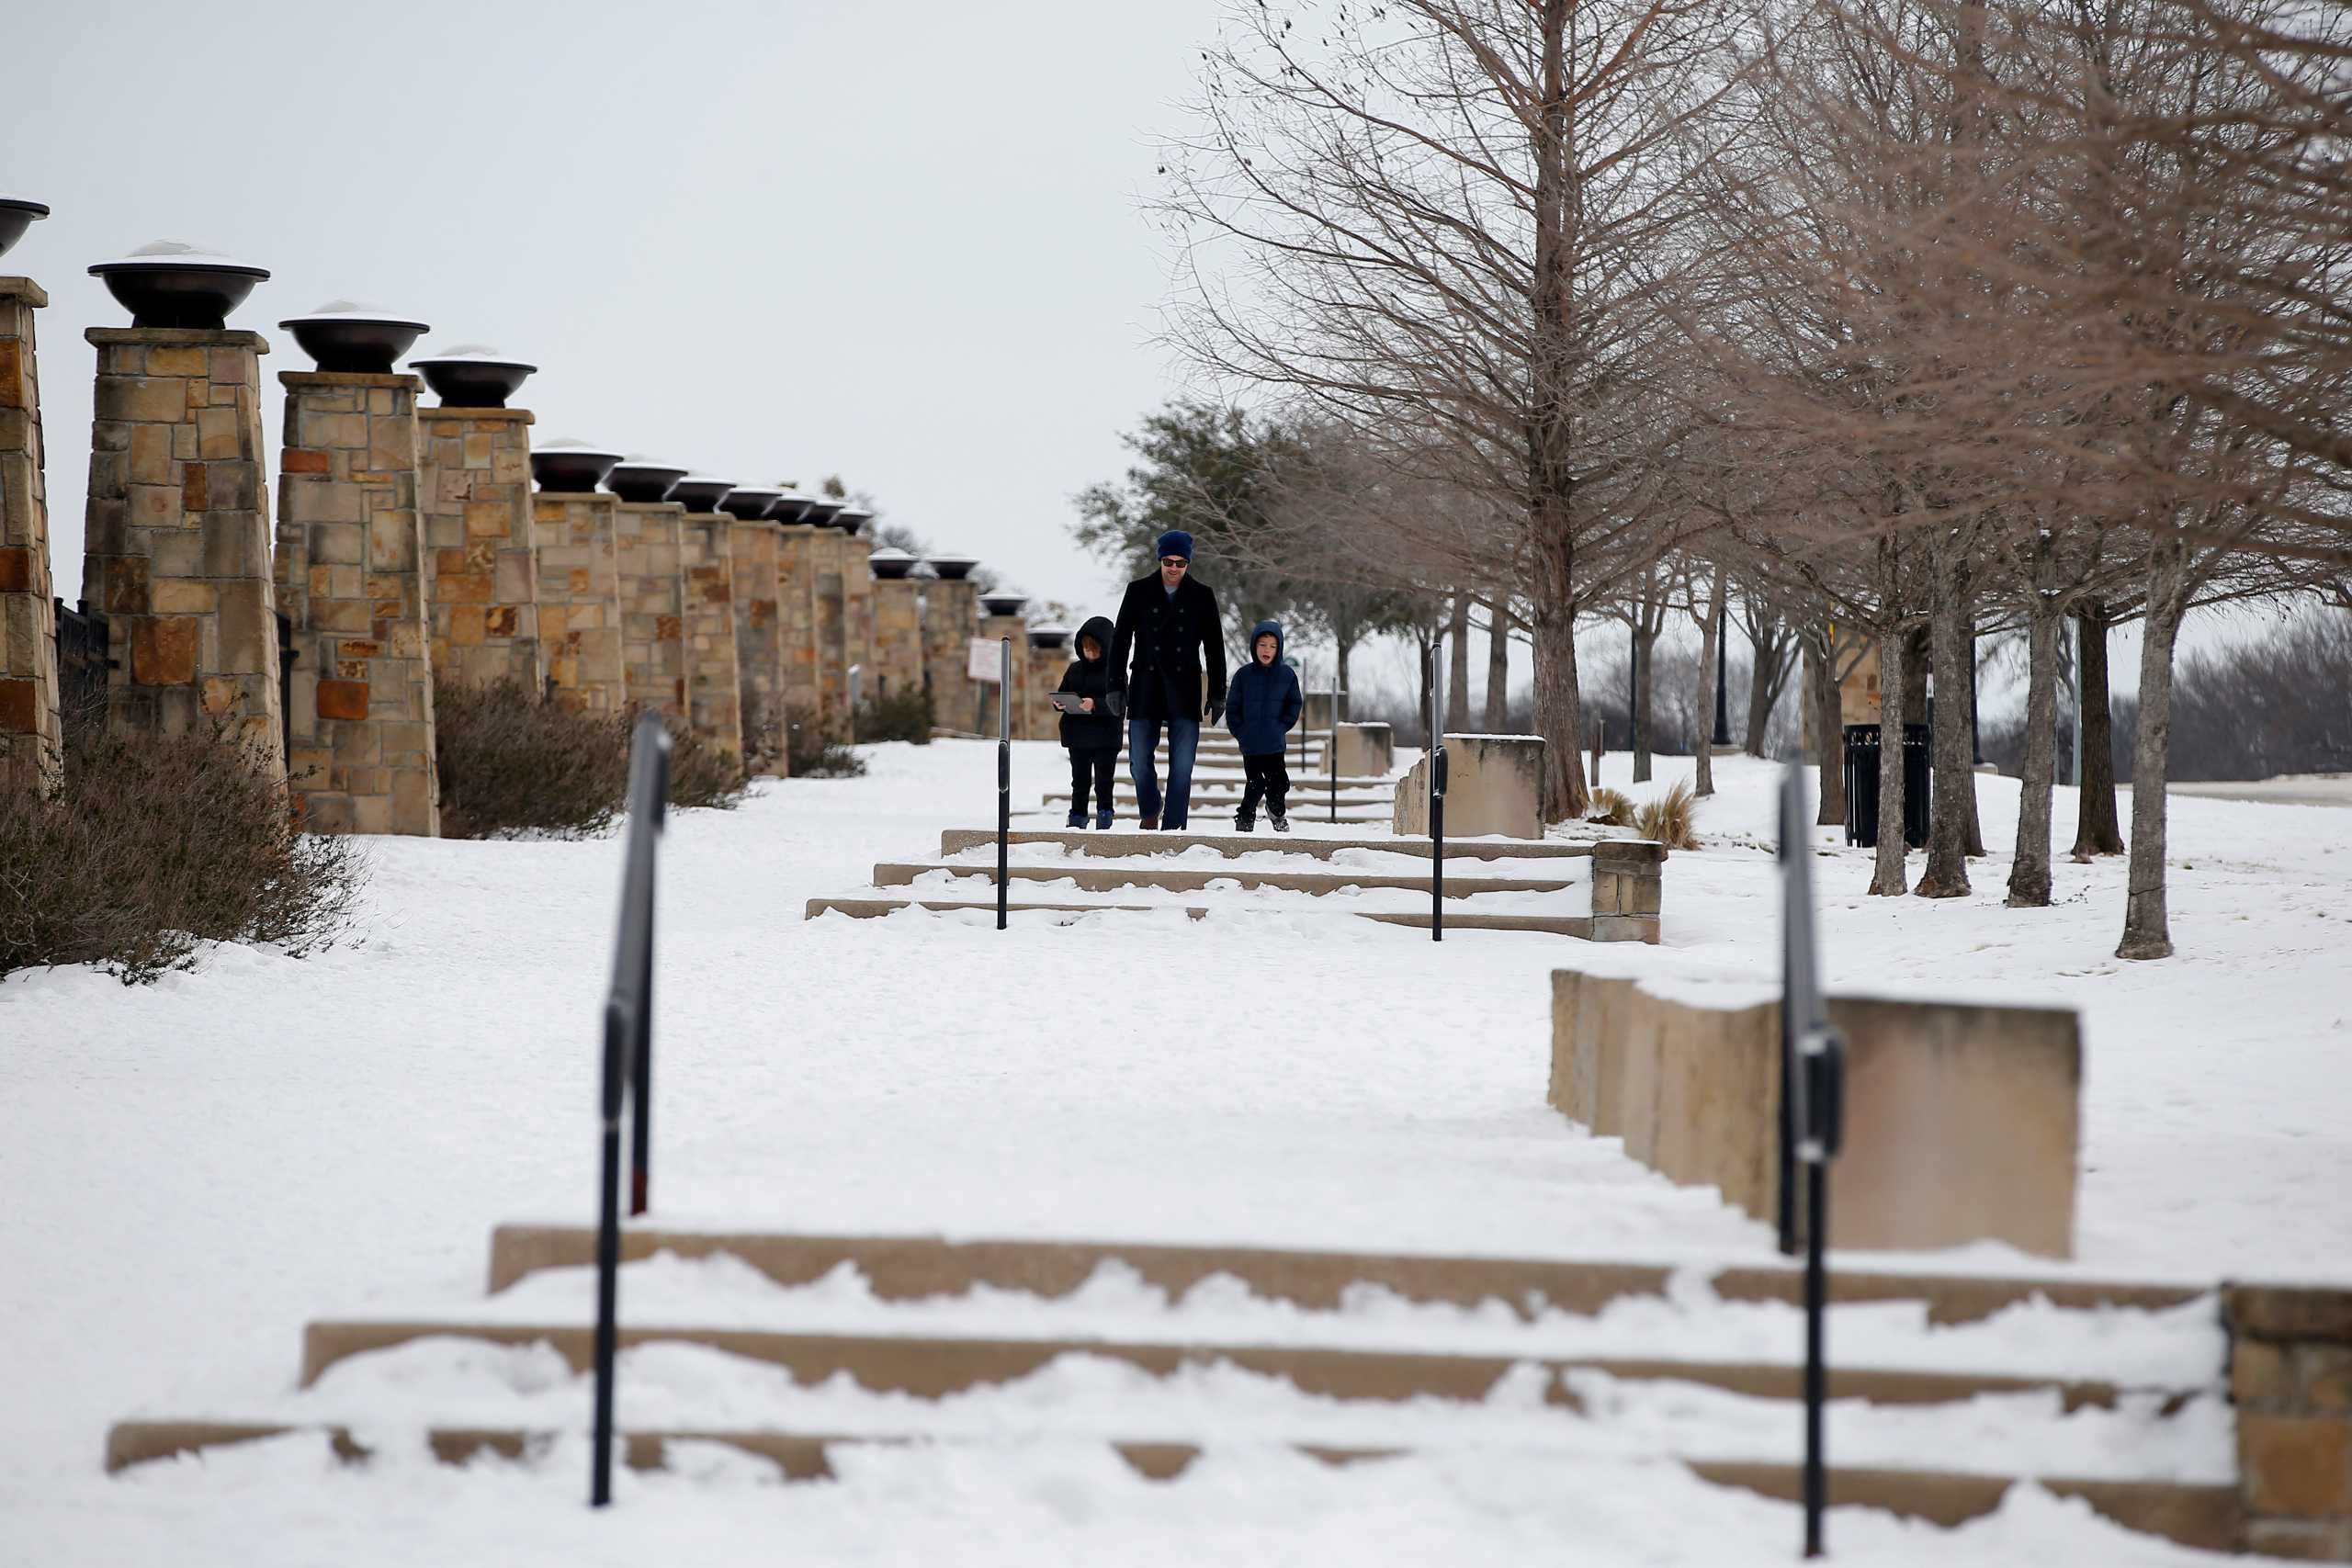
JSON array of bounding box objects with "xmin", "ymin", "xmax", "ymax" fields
[
  {"xmin": 805, "ymin": 830, "xmax": 1665, "ymax": 942},
  {"xmin": 104, "ymin": 1226, "xmax": 2241, "ymax": 1553}
]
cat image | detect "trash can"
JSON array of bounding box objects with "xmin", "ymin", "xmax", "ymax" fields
[{"xmin": 1843, "ymin": 723, "xmax": 1930, "ymax": 848}]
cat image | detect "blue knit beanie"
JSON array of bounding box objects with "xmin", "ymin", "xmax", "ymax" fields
[{"xmin": 1155, "ymin": 530, "xmax": 1194, "ymax": 562}]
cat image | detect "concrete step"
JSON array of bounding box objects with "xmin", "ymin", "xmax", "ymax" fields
[
  {"xmin": 942, "ymin": 829, "xmax": 1657, "ymax": 863},
  {"xmin": 1040, "ymin": 791, "xmax": 1396, "ymax": 809},
  {"xmin": 480, "ymin": 1226, "xmax": 2210, "ymax": 1322},
  {"xmin": 289, "ymin": 1319, "xmax": 2183, "ymax": 1413},
  {"xmin": 870, "ymin": 862, "xmax": 1577, "ymax": 898},
  {"xmin": 94, "ymin": 1421, "xmax": 2240, "ymax": 1550},
  {"xmin": 804, "ymin": 895, "xmax": 1603, "ymax": 936}
]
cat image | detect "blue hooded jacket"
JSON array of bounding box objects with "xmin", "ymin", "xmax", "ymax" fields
[{"xmin": 1225, "ymin": 620, "xmax": 1303, "ymax": 756}]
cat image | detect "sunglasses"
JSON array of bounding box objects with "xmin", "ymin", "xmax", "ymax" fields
[{"xmin": 1159, "ymin": 558, "xmax": 1190, "ymax": 569}]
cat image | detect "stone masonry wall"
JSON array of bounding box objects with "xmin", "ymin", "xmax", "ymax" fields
[
  {"xmin": 813, "ymin": 527, "xmax": 851, "ymax": 735},
  {"xmin": 923, "ymin": 577, "xmax": 979, "ymax": 736},
  {"xmin": 677, "ymin": 514, "xmax": 743, "ymax": 769},
  {"xmin": 870, "ymin": 577, "xmax": 924, "ymax": 706},
  {"xmin": 81, "ymin": 327, "xmax": 283, "ymax": 780},
  {"xmin": 419, "ymin": 408, "xmax": 540, "ymax": 694},
  {"xmin": 614, "ymin": 500, "xmax": 688, "ymax": 719},
  {"xmin": 1024, "ymin": 639, "xmax": 1064, "ymax": 742},
  {"xmin": 774, "ymin": 522, "xmax": 822, "ymax": 723},
  {"xmin": 531, "ymin": 491, "xmax": 627, "ymax": 714},
  {"xmin": 2230, "ymin": 1284, "xmax": 2352, "ymax": 1559},
  {"xmin": 837, "ymin": 531, "xmax": 874, "ymax": 725},
  {"xmin": 0, "ymin": 278, "xmax": 59, "ymax": 794},
  {"xmin": 727, "ymin": 517, "xmax": 786, "ymax": 770},
  {"xmin": 272, "ymin": 370, "xmax": 437, "ymax": 835}
]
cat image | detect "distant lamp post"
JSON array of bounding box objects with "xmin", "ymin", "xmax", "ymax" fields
[{"xmin": 1712, "ymin": 597, "xmax": 1732, "ymax": 748}]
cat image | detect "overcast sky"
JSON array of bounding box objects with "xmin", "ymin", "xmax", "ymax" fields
[{"xmin": 6, "ymin": 0, "xmax": 1224, "ymax": 622}]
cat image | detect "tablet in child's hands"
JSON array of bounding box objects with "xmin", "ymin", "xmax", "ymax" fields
[{"xmin": 1049, "ymin": 693, "xmax": 1090, "ymax": 714}]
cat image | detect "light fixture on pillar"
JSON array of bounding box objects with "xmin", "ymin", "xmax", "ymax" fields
[
  {"xmin": 407, "ymin": 343, "xmax": 537, "ymax": 408},
  {"xmin": 88, "ymin": 239, "xmax": 269, "ymax": 328},
  {"xmin": 1027, "ymin": 624, "xmax": 1071, "ymax": 652},
  {"xmin": 923, "ymin": 556, "xmax": 979, "ymax": 581},
  {"xmin": 716, "ymin": 486, "xmax": 784, "ymax": 520},
  {"xmin": 768, "ymin": 491, "xmax": 817, "ymax": 524},
  {"xmin": 868, "ymin": 548, "xmax": 916, "ymax": 581},
  {"xmin": 670, "ymin": 475, "xmax": 736, "ymax": 513},
  {"xmin": 980, "ymin": 592, "xmax": 1029, "ymax": 618},
  {"xmin": 799, "ymin": 496, "xmax": 846, "ymax": 529},
  {"xmin": 832, "ymin": 504, "xmax": 874, "ymax": 536},
  {"xmin": 278, "ymin": 299, "xmax": 429, "ymax": 373},
  {"xmin": 0, "ymin": 197, "xmax": 49, "ymax": 258},
  {"xmin": 604, "ymin": 455, "xmax": 690, "ymax": 503},
  {"xmin": 529, "ymin": 435, "xmax": 624, "ymax": 493}
]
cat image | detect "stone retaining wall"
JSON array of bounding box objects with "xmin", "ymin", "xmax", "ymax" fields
[
  {"xmin": 0, "ymin": 277, "xmax": 58, "ymax": 793},
  {"xmin": 1394, "ymin": 733, "xmax": 1544, "ymax": 839},
  {"xmin": 677, "ymin": 513, "xmax": 743, "ymax": 768},
  {"xmin": 871, "ymin": 576, "xmax": 924, "ymax": 706},
  {"xmin": 728, "ymin": 518, "xmax": 787, "ymax": 769},
  {"xmin": 922, "ymin": 577, "xmax": 979, "ymax": 735},
  {"xmin": 2230, "ymin": 1284, "xmax": 2352, "ymax": 1558},
  {"xmin": 1333, "ymin": 721, "xmax": 1393, "ymax": 780},
  {"xmin": 614, "ymin": 500, "xmax": 687, "ymax": 719},
  {"xmin": 1547, "ymin": 968, "xmax": 2079, "ymax": 1256}
]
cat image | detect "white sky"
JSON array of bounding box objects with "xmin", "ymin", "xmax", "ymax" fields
[{"xmin": 6, "ymin": 0, "xmax": 1223, "ymax": 618}]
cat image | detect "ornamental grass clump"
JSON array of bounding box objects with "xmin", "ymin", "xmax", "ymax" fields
[
  {"xmin": 1633, "ymin": 780, "xmax": 1700, "ymax": 851},
  {"xmin": 1586, "ymin": 785, "xmax": 1636, "ymax": 828}
]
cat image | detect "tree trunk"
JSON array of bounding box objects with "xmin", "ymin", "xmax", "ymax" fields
[
  {"xmin": 1532, "ymin": 599, "xmax": 1587, "ymax": 819},
  {"xmin": 2119, "ymin": 556, "xmax": 2186, "ymax": 960},
  {"xmin": 1334, "ymin": 630, "xmax": 1354, "ymax": 718},
  {"xmin": 1745, "ymin": 614, "xmax": 1778, "ymax": 757},
  {"xmin": 2070, "ymin": 599, "xmax": 2126, "ymax": 858},
  {"xmin": 1810, "ymin": 624, "xmax": 1845, "ymax": 826},
  {"xmin": 1917, "ymin": 538, "xmax": 1973, "ymax": 897},
  {"xmin": 1870, "ymin": 626, "xmax": 1910, "ymax": 896},
  {"xmin": 1695, "ymin": 568, "xmax": 1724, "ymax": 796},
  {"xmin": 1447, "ymin": 594, "xmax": 1471, "ymax": 728},
  {"xmin": 1484, "ymin": 600, "xmax": 1510, "ymax": 732},
  {"xmin": 1960, "ymin": 626, "xmax": 1987, "ymax": 856},
  {"xmin": 1632, "ymin": 624, "xmax": 1655, "ymax": 784},
  {"xmin": 2006, "ymin": 598, "xmax": 2063, "ymax": 907}
]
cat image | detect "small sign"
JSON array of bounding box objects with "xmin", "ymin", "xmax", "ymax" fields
[{"xmin": 968, "ymin": 637, "xmax": 1001, "ymax": 683}]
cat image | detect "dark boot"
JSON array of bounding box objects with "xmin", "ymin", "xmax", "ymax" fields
[
  {"xmin": 1067, "ymin": 810, "xmax": 1086, "ymax": 829},
  {"xmin": 1235, "ymin": 809, "xmax": 1255, "ymax": 833},
  {"xmin": 1096, "ymin": 810, "xmax": 1114, "ymax": 830},
  {"xmin": 1271, "ymin": 814, "xmax": 1291, "ymax": 834},
  {"xmin": 1140, "ymin": 814, "xmax": 1159, "ymax": 830}
]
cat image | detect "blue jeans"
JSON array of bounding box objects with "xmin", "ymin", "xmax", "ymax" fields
[{"xmin": 1128, "ymin": 716, "xmax": 1199, "ymax": 828}]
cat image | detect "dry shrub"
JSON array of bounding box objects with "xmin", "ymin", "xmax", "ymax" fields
[
  {"xmin": 739, "ymin": 689, "xmax": 785, "ymax": 778},
  {"xmin": 665, "ymin": 719, "xmax": 748, "ymax": 812},
  {"xmin": 1586, "ymin": 785, "xmax": 1636, "ymax": 828},
  {"xmin": 435, "ymin": 679, "xmax": 631, "ymax": 840},
  {"xmin": 1633, "ymin": 781, "xmax": 1700, "ymax": 851},
  {"xmin": 853, "ymin": 689, "xmax": 933, "ymax": 746},
  {"xmin": 0, "ymin": 716, "xmax": 366, "ymax": 985},
  {"xmin": 785, "ymin": 705, "xmax": 866, "ymax": 778}
]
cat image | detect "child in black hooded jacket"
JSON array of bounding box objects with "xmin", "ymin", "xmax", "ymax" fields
[{"xmin": 1057, "ymin": 615, "xmax": 1122, "ymax": 829}]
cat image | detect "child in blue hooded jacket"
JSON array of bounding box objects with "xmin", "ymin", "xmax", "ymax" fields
[{"xmin": 1224, "ymin": 619, "xmax": 1303, "ymax": 832}]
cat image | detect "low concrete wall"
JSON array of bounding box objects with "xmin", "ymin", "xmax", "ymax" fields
[
  {"xmin": 2229, "ymin": 1283, "xmax": 2352, "ymax": 1559},
  {"xmin": 1548, "ymin": 969, "xmax": 2080, "ymax": 1257},
  {"xmin": 1333, "ymin": 721, "xmax": 1393, "ymax": 779},
  {"xmin": 1394, "ymin": 733, "xmax": 1544, "ymax": 840}
]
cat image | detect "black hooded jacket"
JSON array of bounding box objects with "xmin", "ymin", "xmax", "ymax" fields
[
  {"xmin": 1109, "ymin": 570, "xmax": 1227, "ymax": 723},
  {"xmin": 1056, "ymin": 615, "xmax": 1123, "ymax": 751}
]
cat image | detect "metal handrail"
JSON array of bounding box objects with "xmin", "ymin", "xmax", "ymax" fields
[
  {"xmin": 591, "ymin": 711, "xmax": 672, "ymax": 1509},
  {"xmin": 1429, "ymin": 643, "xmax": 1447, "ymax": 941},
  {"xmin": 996, "ymin": 638, "xmax": 1011, "ymax": 931}
]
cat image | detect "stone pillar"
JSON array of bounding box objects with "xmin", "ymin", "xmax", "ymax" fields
[
  {"xmin": 273, "ymin": 370, "xmax": 437, "ymax": 834},
  {"xmin": 978, "ymin": 614, "xmax": 1027, "ymax": 739},
  {"xmin": 726, "ymin": 514, "xmax": 786, "ymax": 768},
  {"xmin": 677, "ymin": 512, "xmax": 743, "ymax": 771},
  {"xmin": 419, "ymin": 408, "xmax": 540, "ymax": 693},
  {"xmin": 922, "ymin": 569, "xmax": 980, "ymax": 737},
  {"xmin": 813, "ymin": 528, "xmax": 854, "ymax": 734},
  {"xmin": 867, "ymin": 554, "xmax": 925, "ymax": 708},
  {"xmin": 1024, "ymin": 630, "xmax": 1068, "ymax": 742},
  {"xmin": 774, "ymin": 520, "xmax": 824, "ymax": 723},
  {"xmin": 81, "ymin": 326, "xmax": 283, "ymax": 778},
  {"xmin": 532, "ymin": 491, "xmax": 627, "ymax": 714},
  {"xmin": 0, "ymin": 277, "xmax": 59, "ymax": 793},
  {"xmin": 614, "ymin": 500, "xmax": 688, "ymax": 719},
  {"xmin": 831, "ymin": 513, "xmax": 876, "ymax": 728}
]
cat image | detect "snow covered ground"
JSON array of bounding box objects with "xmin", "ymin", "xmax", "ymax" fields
[{"xmin": 2, "ymin": 739, "xmax": 2345, "ymax": 1565}]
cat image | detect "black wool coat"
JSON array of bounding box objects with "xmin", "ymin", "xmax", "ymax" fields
[
  {"xmin": 1108, "ymin": 573, "xmax": 1227, "ymax": 723},
  {"xmin": 1056, "ymin": 615, "xmax": 1123, "ymax": 752}
]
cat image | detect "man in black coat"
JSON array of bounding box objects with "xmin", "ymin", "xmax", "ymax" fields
[{"xmin": 1108, "ymin": 530, "xmax": 1227, "ymax": 830}]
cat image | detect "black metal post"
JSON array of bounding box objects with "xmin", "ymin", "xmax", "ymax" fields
[
  {"xmin": 1969, "ymin": 637, "xmax": 1983, "ymax": 767},
  {"xmin": 1430, "ymin": 644, "xmax": 1447, "ymax": 942},
  {"xmin": 1329, "ymin": 686, "xmax": 1341, "ymax": 825},
  {"xmin": 593, "ymin": 713, "xmax": 672, "ymax": 1509},
  {"xmin": 1804, "ymin": 1160, "xmax": 1828, "ymax": 1558},
  {"xmin": 996, "ymin": 638, "xmax": 1011, "ymax": 931}
]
